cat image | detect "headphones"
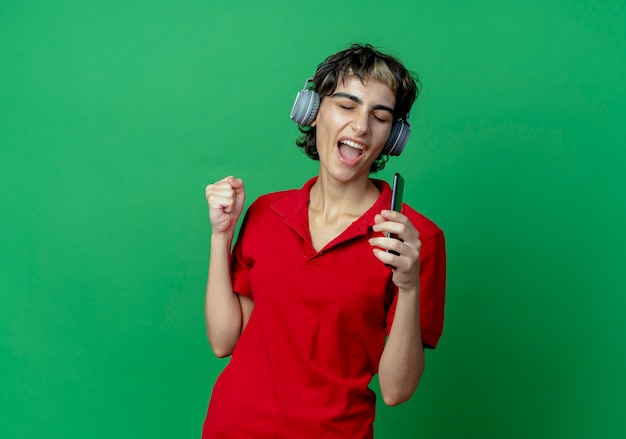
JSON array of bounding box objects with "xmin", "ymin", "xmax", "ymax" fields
[{"xmin": 290, "ymin": 78, "xmax": 411, "ymax": 156}]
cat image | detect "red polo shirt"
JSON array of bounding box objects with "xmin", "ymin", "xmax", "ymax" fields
[{"xmin": 203, "ymin": 177, "xmax": 446, "ymax": 438}]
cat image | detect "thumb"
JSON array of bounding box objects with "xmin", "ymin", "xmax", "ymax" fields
[
  {"xmin": 228, "ymin": 177, "xmax": 245, "ymax": 197},
  {"xmin": 228, "ymin": 175, "xmax": 243, "ymax": 188},
  {"xmin": 228, "ymin": 176, "xmax": 246, "ymax": 210}
]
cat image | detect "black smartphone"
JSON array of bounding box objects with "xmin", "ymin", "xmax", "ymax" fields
[
  {"xmin": 385, "ymin": 173, "xmax": 404, "ymax": 267},
  {"xmin": 389, "ymin": 172, "xmax": 404, "ymax": 215}
]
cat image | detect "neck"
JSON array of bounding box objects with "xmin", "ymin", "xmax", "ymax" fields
[{"xmin": 309, "ymin": 173, "xmax": 380, "ymax": 220}]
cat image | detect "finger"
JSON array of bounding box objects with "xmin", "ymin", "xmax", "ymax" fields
[
  {"xmin": 227, "ymin": 177, "xmax": 246, "ymax": 213},
  {"xmin": 207, "ymin": 193, "xmax": 235, "ymax": 211},
  {"xmin": 369, "ymin": 236, "xmax": 404, "ymax": 252},
  {"xmin": 207, "ymin": 176, "xmax": 238, "ymax": 191},
  {"xmin": 373, "ymin": 209, "xmax": 409, "ymax": 230},
  {"xmin": 207, "ymin": 184, "xmax": 237, "ymax": 204},
  {"xmin": 213, "ymin": 175, "xmax": 235, "ymax": 189},
  {"xmin": 372, "ymin": 220, "xmax": 407, "ymax": 237},
  {"xmin": 207, "ymin": 178, "xmax": 239, "ymax": 198},
  {"xmin": 372, "ymin": 247, "xmax": 404, "ymax": 270},
  {"xmin": 370, "ymin": 232, "xmax": 421, "ymax": 258},
  {"xmin": 206, "ymin": 188, "xmax": 235, "ymax": 207},
  {"xmin": 231, "ymin": 178, "xmax": 246, "ymax": 201},
  {"xmin": 227, "ymin": 176, "xmax": 243, "ymax": 189},
  {"xmin": 380, "ymin": 209, "xmax": 402, "ymax": 220}
]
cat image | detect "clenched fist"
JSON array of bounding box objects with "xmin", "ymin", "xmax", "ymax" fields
[{"xmin": 205, "ymin": 176, "xmax": 246, "ymax": 236}]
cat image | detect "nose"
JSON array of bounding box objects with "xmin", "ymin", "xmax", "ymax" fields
[{"xmin": 351, "ymin": 110, "xmax": 369, "ymax": 135}]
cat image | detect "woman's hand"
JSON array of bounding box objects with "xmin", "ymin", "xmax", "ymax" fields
[
  {"xmin": 369, "ymin": 210, "xmax": 421, "ymax": 291},
  {"xmin": 205, "ymin": 176, "xmax": 246, "ymax": 236}
]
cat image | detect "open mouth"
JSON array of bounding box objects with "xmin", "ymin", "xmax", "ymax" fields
[{"xmin": 338, "ymin": 139, "xmax": 365, "ymax": 161}]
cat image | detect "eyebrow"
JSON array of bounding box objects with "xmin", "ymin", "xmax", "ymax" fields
[{"xmin": 331, "ymin": 92, "xmax": 395, "ymax": 114}]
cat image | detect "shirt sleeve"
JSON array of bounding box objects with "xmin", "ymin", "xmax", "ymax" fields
[
  {"xmin": 230, "ymin": 209, "xmax": 254, "ymax": 299},
  {"xmin": 385, "ymin": 230, "xmax": 447, "ymax": 348}
]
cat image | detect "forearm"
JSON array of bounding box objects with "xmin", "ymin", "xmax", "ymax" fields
[
  {"xmin": 205, "ymin": 232, "xmax": 243, "ymax": 357},
  {"xmin": 378, "ymin": 287, "xmax": 424, "ymax": 406}
]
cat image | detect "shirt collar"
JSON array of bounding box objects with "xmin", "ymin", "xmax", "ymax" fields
[{"xmin": 271, "ymin": 176, "xmax": 393, "ymax": 238}]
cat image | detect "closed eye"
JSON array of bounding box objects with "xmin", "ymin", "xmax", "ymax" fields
[
  {"xmin": 373, "ymin": 113, "xmax": 392, "ymax": 123},
  {"xmin": 336, "ymin": 100, "xmax": 356, "ymax": 110}
]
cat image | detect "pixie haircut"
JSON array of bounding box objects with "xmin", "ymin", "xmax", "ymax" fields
[{"xmin": 296, "ymin": 43, "xmax": 421, "ymax": 173}]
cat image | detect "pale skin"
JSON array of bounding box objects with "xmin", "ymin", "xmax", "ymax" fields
[{"xmin": 205, "ymin": 76, "xmax": 424, "ymax": 406}]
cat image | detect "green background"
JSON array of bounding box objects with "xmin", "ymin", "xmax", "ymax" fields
[{"xmin": 2, "ymin": 1, "xmax": 625, "ymax": 437}]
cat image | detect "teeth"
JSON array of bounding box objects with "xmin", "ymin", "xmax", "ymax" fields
[{"xmin": 340, "ymin": 140, "xmax": 364, "ymax": 150}]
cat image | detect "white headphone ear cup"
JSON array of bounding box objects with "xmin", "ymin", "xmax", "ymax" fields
[
  {"xmin": 290, "ymin": 90, "xmax": 320, "ymax": 126},
  {"xmin": 383, "ymin": 121, "xmax": 411, "ymax": 156}
]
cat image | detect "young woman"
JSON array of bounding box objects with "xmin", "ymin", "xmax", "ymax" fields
[{"xmin": 202, "ymin": 43, "xmax": 446, "ymax": 438}]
